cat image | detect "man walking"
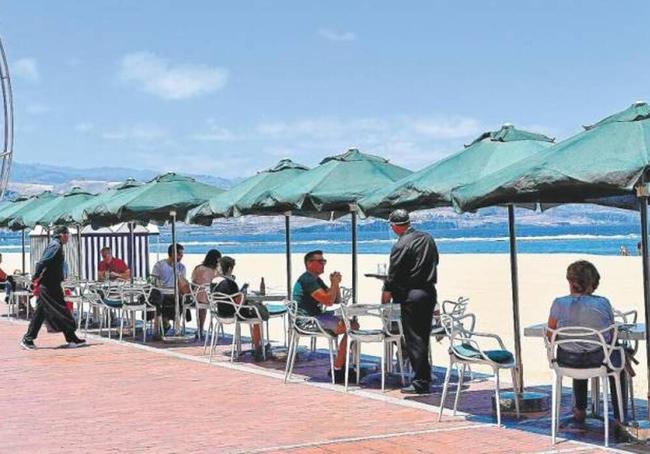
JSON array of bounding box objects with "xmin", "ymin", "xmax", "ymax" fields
[
  {"xmin": 21, "ymin": 226, "xmax": 86, "ymax": 349},
  {"xmin": 382, "ymin": 209, "xmax": 438, "ymax": 394}
]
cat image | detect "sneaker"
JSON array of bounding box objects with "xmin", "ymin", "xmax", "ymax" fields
[
  {"xmin": 330, "ymin": 368, "xmax": 357, "ymax": 384},
  {"xmin": 20, "ymin": 339, "xmax": 36, "ymax": 350},
  {"xmin": 400, "ymin": 384, "xmax": 431, "ymax": 395},
  {"xmin": 66, "ymin": 338, "xmax": 87, "ymax": 348}
]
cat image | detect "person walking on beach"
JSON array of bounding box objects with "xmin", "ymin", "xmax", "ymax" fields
[
  {"xmin": 382, "ymin": 209, "xmax": 438, "ymax": 394},
  {"xmin": 21, "ymin": 226, "xmax": 86, "ymax": 350}
]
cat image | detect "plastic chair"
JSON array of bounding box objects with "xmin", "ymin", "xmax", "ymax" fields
[
  {"xmin": 381, "ymin": 303, "xmax": 406, "ymax": 387},
  {"xmin": 182, "ymin": 282, "xmax": 211, "ymax": 339},
  {"xmin": 614, "ymin": 308, "xmax": 638, "ymax": 421},
  {"xmin": 119, "ymin": 284, "xmax": 159, "ymax": 342},
  {"xmin": 84, "ymin": 281, "xmax": 124, "ymax": 338},
  {"xmin": 439, "ymin": 313, "xmax": 519, "ymax": 427},
  {"xmin": 284, "ymin": 299, "xmax": 338, "ymax": 384},
  {"xmin": 207, "ymin": 292, "xmax": 266, "ymax": 363},
  {"xmin": 545, "ymin": 325, "xmax": 625, "ymax": 447},
  {"xmin": 340, "ymin": 303, "xmax": 388, "ymax": 391}
]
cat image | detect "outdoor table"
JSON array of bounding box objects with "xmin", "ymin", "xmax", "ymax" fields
[
  {"xmin": 524, "ymin": 321, "xmax": 646, "ymax": 418},
  {"xmin": 364, "ymin": 273, "xmax": 387, "ymax": 281}
]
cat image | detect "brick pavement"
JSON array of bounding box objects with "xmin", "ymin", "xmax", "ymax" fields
[{"xmin": 0, "ymin": 316, "xmax": 620, "ymax": 453}]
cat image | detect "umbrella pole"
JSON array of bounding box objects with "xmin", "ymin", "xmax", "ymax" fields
[
  {"xmin": 351, "ymin": 210, "xmax": 357, "ymax": 304},
  {"xmin": 638, "ymin": 188, "xmax": 650, "ymax": 420},
  {"xmin": 76, "ymin": 224, "xmax": 82, "ymax": 280},
  {"xmin": 507, "ymin": 205, "xmax": 523, "ymax": 393},
  {"xmin": 128, "ymin": 221, "xmax": 134, "ymax": 284},
  {"xmin": 21, "ymin": 228, "xmax": 25, "ymax": 274},
  {"xmin": 171, "ymin": 211, "xmax": 179, "ymax": 331},
  {"xmin": 284, "ymin": 213, "xmax": 292, "ymax": 299}
]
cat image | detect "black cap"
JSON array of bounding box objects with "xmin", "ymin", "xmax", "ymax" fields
[
  {"xmin": 54, "ymin": 225, "xmax": 70, "ymax": 235},
  {"xmin": 388, "ymin": 209, "xmax": 410, "ymax": 225}
]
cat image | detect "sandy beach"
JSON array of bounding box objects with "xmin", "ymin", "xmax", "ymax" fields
[{"xmin": 3, "ymin": 251, "xmax": 646, "ymax": 398}]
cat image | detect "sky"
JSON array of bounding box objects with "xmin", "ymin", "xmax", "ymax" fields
[{"xmin": 2, "ymin": 0, "xmax": 650, "ymax": 179}]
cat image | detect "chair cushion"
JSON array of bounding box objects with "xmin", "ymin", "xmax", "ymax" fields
[
  {"xmin": 452, "ymin": 343, "xmax": 514, "ymax": 364},
  {"xmin": 103, "ymin": 298, "xmax": 123, "ymax": 308},
  {"xmin": 265, "ymin": 303, "xmax": 287, "ymax": 315},
  {"xmin": 351, "ymin": 329, "xmax": 384, "ymax": 336}
]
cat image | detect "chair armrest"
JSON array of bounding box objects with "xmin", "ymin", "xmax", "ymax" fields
[{"xmin": 463, "ymin": 330, "xmax": 508, "ymax": 350}]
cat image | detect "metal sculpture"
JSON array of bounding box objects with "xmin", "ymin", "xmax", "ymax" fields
[{"xmin": 0, "ymin": 34, "xmax": 13, "ymax": 200}]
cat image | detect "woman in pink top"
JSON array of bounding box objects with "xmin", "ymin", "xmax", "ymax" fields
[{"xmin": 191, "ymin": 249, "xmax": 221, "ymax": 338}]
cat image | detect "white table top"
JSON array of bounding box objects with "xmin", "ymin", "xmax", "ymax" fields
[
  {"xmin": 524, "ymin": 322, "xmax": 646, "ymax": 341},
  {"xmin": 246, "ymin": 293, "xmax": 286, "ymax": 303}
]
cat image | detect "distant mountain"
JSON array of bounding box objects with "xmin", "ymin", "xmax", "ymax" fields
[{"xmin": 9, "ymin": 161, "xmax": 237, "ymax": 190}]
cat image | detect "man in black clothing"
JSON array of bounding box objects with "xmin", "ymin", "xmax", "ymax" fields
[
  {"xmin": 21, "ymin": 226, "xmax": 85, "ymax": 350},
  {"xmin": 382, "ymin": 209, "xmax": 438, "ymax": 394}
]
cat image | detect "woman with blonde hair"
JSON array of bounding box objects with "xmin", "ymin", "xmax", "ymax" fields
[{"xmin": 547, "ymin": 260, "xmax": 626, "ymax": 429}]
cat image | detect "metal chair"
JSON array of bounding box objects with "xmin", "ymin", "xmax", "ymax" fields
[
  {"xmin": 182, "ymin": 282, "xmax": 211, "ymax": 339},
  {"xmin": 8, "ymin": 274, "xmax": 32, "ymax": 319},
  {"xmin": 381, "ymin": 303, "xmax": 406, "ymax": 387},
  {"xmin": 614, "ymin": 308, "xmax": 638, "ymax": 421},
  {"xmin": 207, "ymin": 292, "xmax": 266, "ymax": 363},
  {"xmin": 340, "ymin": 303, "xmax": 387, "ymax": 391},
  {"xmin": 439, "ymin": 313, "xmax": 519, "ymax": 427},
  {"xmin": 119, "ymin": 284, "xmax": 159, "ymax": 342},
  {"xmin": 545, "ymin": 325, "xmax": 625, "ymax": 448},
  {"xmin": 284, "ymin": 299, "xmax": 338, "ymax": 384},
  {"xmin": 84, "ymin": 281, "xmax": 124, "ymax": 338}
]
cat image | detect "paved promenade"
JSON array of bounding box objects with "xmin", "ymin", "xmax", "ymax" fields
[{"xmin": 0, "ymin": 318, "xmax": 618, "ymax": 453}]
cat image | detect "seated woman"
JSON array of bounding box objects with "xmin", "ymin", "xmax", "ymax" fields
[
  {"xmin": 547, "ymin": 260, "xmax": 626, "ymax": 427},
  {"xmin": 191, "ymin": 249, "xmax": 221, "ymax": 338},
  {"xmin": 212, "ymin": 256, "xmax": 269, "ymax": 361}
]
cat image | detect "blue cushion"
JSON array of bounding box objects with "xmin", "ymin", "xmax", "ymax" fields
[
  {"xmin": 103, "ymin": 298, "xmax": 123, "ymax": 308},
  {"xmin": 266, "ymin": 304, "xmax": 287, "ymax": 315},
  {"xmin": 484, "ymin": 350, "xmax": 514, "ymax": 364},
  {"xmin": 351, "ymin": 329, "xmax": 384, "ymax": 336},
  {"xmin": 452, "ymin": 343, "xmax": 514, "ymax": 364}
]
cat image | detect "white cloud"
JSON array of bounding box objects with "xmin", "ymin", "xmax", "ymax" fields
[
  {"xmin": 13, "ymin": 58, "xmax": 40, "ymax": 82},
  {"xmin": 25, "ymin": 103, "xmax": 50, "ymax": 115},
  {"xmin": 101, "ymin": 124, "xmax": 167, "ymax": 141},
  {"xmin": 409, "ymin": 117, "xmax": 482, "ymax": 139},
  {"xmin": 190, "ymin": 119, "xmax": 235, "ymax": 141},
  {"xmin": 318, "ymin": 28, "xmax": 356, "ymax": 42},
  {"xmin": 256, "ymin": 115, "xmax": 481, "ymax": 141},
  {"xmin": 254, "ymin": 114, "xmax": 483, "ymax": 170},
  {"xmin": 74, "ymin": 122, "xmax": 95, "ymax": 133},
  {"xmin": 118, "ymin": 52, "xmax": 228, "ymax": 100}
]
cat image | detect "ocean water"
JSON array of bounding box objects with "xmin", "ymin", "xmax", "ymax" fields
[
  {"xmin": 147, "ymin": 221, "xmax": 643, "ymax": 256},
  {"xmin": 0, "ymin": 213, "xmax": 643, "ymax": 256}
]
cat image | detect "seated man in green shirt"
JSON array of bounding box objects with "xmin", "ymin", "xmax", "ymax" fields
[{"xmin": 293, "ymin": 249, "xmax": 358, "ymax": 383}]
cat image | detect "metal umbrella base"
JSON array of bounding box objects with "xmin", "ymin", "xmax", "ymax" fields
[{"xmin": 492, "ymin": 391, "xmax": 547, "ymax": 413}]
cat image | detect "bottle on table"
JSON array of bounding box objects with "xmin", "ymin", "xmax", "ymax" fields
[{"xmin": 259, "ymin": 277, "xmax": 266, "ymax": 295}]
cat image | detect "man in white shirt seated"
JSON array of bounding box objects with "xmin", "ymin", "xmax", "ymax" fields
[{"xmin": 150, "ymin": 243, "xmax": 190, "ymax": 333}]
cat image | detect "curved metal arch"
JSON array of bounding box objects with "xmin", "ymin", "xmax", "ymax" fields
[{"xmin": 0, "ymin": 34, "xmax": 13, "ymax": 200}]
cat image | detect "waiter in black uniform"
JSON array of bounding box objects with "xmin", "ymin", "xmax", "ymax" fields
[
  {"xmin": 382, "ymin": 209, "xmax": 438, "ymax": 394},
  {"xmin": 21, "ymin": 226, "xmax": 86, "ymax": 350}
]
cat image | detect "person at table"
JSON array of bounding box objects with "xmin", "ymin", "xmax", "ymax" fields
[
  {"xmin": 20, "ymin": 226, "xmax": 85, "ymax": 349},
  {"xmin": 293, "ymin": 250, "xmax": 358, "ymax": 383},
  {"xmin": 150, "ymin": 243, "xmax": 191, "ymax": 333},
  {"xmin": 0, "ymin": 253, "xmax": 17, "ymax": 303},
  {"xmin": 98, "ymin": 246, "xmax": 131, "ymax": 281},
  {"xmin": 213, "ymin": 256, "xmax": 270, "ymax": 361},
  {"xmin": 382, "ymin": 209, "xmax": 438, "ymax": 395},
  {"xmin": 191, "ymin": 249, "xmax": 221, "ymax": 338},
  {"xmin": 547, "ymin": 260, "xmax": 627, "ymax": 428}
]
